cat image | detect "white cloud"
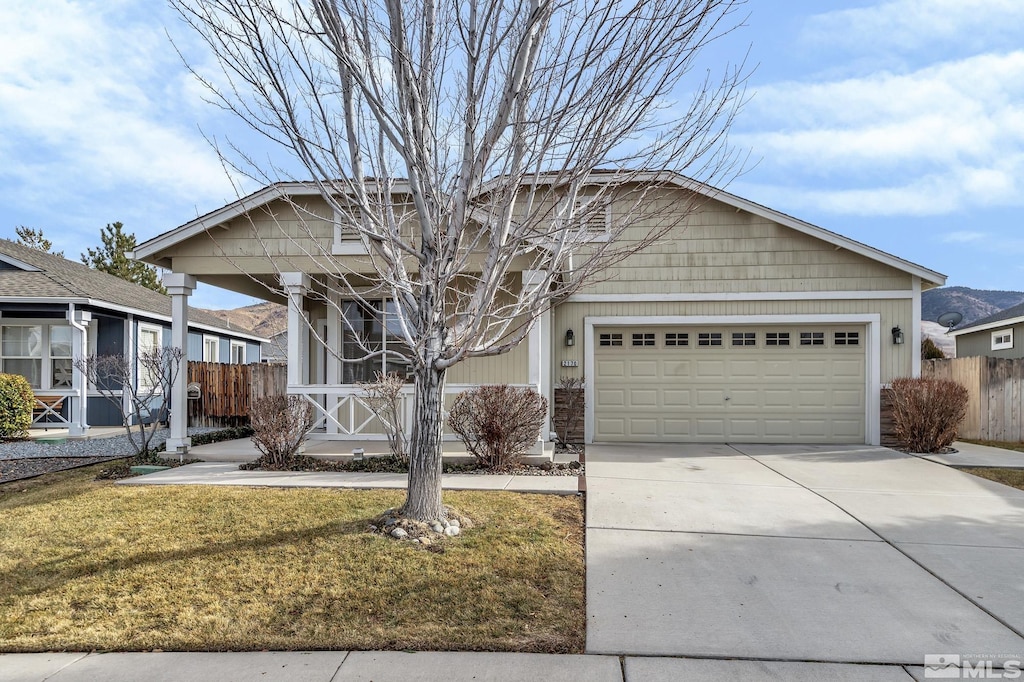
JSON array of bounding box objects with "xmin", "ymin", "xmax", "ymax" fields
[
  {"xmin": 0, "ymin": 0, "xmax": 237, "ymax": 208},
  {"xmin": 941, "ymin": 231, "xmax": 987, "ymax": 243},
  {"xmin": 735, "ymin": 49, "xmax": 1024, "ymax": 216},
  {"xmin": 803, "ymin": 0, "xmax": 1024, "ymax": 54}
]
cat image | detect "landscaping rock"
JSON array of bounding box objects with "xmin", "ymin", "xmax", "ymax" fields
[
  {"xmin": 448, "ymin": 518, "xmax": 461, "ymax": 528},
  {"xmin": 430, "ymin": 522, "xmax": 444, "ymax": 533},
  {"xmin": 419, "ymin": 537, "xmax": 432, "ymax": 547},
  {"xmin": 390, "ymin": 527, "xmax": 408, "ymax": 539},
  {"xmin": 444, "ymin": 526, "xmax": 460, "ymax": 537}
]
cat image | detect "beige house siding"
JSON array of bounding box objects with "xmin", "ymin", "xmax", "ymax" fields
[
  {"xmin": 552, "ymin": 298, "xmax": 914, "ymax": 385},
  {"xmin": 580, "ymin": 194, "xmax": 913, "ymax": 295},
  {"xmin": 957, "ymin": 322, "xmax": 1024, "ymax": 359}
]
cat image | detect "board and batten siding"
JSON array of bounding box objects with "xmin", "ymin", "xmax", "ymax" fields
[{"xmin": 552, "ymin": 298, "xmax": 914, "ymax": 385}]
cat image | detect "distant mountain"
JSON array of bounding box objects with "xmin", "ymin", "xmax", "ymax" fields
[
  {"xmin": 921, "ymin": 286, "xmax": 1024, "ymax": 328},
  {"xmin": 199, "ymin": 301, "xmax": 286, "ymax": 338}
]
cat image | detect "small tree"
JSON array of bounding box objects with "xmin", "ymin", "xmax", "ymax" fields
[
  {"xmin": 82, "ymin": 222, "xmax": 166, "ymax": 294},
  {"xmin": 889, "ymin": 377, "xmax": 968, "ymax": 453},
  {"xmin": 74, "ymin": 347, "xmax": 183, "ymax": 455},
  {"xmin": 249, "ymin": 395, "xmax": 316, "ymax": 467},
  {"xmin": 359, "ymin": 372, "xmax": 409, "ymax": 463},
  {"xmin": 15, "ymin": 226, "xmax": 63, "ymax": 257},
  {"xmin": 448, "ymin": 385, "xmax": 548, "ymax": 470},
  {"xmin": 921, "ymin": 337, "xmax": 946, "ymax": 360}
]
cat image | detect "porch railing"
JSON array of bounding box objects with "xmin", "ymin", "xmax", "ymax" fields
[{"xmin": 288, "ymin": 383, "xmax": 538, "ymax": 439}]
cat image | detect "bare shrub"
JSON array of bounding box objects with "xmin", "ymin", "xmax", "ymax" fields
[
  {"xmin": 448, "ymin": 385, "xmax": 548, "ymax": 471},
  {"xmin": 249, "ymin": 395, "xmax": 316, "ymax": 467},
  {"xmin": 890, "ymin": 377, "xmax": 969, "ymax": 453},
  {"xmin": 359, "ymin": 372, "xmax": 408, "ymax": 463},
  {"xmin": 75, "ymin": 347, "xmax": 183, "ymax": 455},
  {"xmin": 553, "ymin": 376, "xmax": 585, "ymax": 447}
]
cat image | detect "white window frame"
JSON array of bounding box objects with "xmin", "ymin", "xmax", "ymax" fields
[
  {"xmin": 202, "ymin": 335, "xmax": 220, "ymax": 363},
  {"xmin": 332, "ymin": 208, "xmax": 369, "ymax": 255},
  {"xmin": 571, "ymin": 196, "xmax": 611, "ymax": 241},
  {"xmin": 992, "ymin": 329, "xmax": 1014, "ymax": 351},
  {"xmin": 230, "ymin": 340, "xmax": 247, "ymax": 364},
  {"xmin": 0, "ymin": 321, "xmax": 77, "ymax": 391},
  {"xmin": 137, "ymin": 323, "xmax": 163, "ymax": 389}
]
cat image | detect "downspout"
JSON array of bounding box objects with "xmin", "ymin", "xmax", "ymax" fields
[{"xmin": 67, "ymin": 303, "xmax": 92, "ymax": 437}]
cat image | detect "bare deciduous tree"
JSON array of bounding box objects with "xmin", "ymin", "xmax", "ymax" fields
[
  {"xmin": 171, "ymin": 0, "xmax": 747, "ymax": 520},
  {"xmin": 74, "ymin": 347, "xmax": 184, "ymax": 456}
]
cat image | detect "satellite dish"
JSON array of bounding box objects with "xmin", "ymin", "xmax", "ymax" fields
[{"xmin": 937, "ymin": 311, "xmax": 963, "ymax": 333}]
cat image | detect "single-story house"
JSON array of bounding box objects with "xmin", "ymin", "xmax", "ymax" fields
[
  {"xmin": 0, "ymin": 239, "xmax": 264, "ymax": 436},
  {"xmin": 133, "ymin": 174, "xmax": 945, "ymax": 449},
  {"xmin": 951, "ymin": 303, "xmax": 1024, "ymax": 359}
]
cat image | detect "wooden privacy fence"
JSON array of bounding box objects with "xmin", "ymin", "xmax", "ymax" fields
[
  {"xmin": 186, "ymin": 361, "xmax": 287, "ymax": 427},
  {"xmin": 922, "ymin": 357, "xmax": 1024, "ymax": 442}
]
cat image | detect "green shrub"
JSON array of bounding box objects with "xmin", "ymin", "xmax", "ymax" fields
[
  {"xmin": 921, "ymin": 337, "xmax": 946, "ymax": 360},
  {"xmin": 0, "ymin": 373, "xmax": 34, "ymax": 440},
  {"xmin": 448, "ymin": 385, "xmax": 548, "ymax": 470},
  {"xmin": 890, "ymin": 377, "xmax": 968, "ymax": 453}
]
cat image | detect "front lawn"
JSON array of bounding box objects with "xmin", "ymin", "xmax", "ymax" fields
[
  {"xmin": 0, "ymin": 464, "xmax": 584, "ymax": 653},
  {"xmin": 962, "ymin": 466, "xmax": 1024, "ymax": 492}
]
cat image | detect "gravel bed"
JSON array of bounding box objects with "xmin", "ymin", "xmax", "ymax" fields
[
  {"xmin": 0, "ymin": 456, "xmax": 123, "ymax": 484},
  {"xmin": 0, "ymin": 427, "xmax": 220, "ymax": 461}
]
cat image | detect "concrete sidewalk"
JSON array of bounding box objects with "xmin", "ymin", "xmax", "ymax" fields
[
  {"xmin": 117, "ymin": 462, "xmax": 582, "ymax": 494},
  {"xmin": 915, "ymin": 440, "xmax": 1024, "ymax": 468},
  {"xmin": 0, "ymin": 650, "xmax": 933, "ymax": 681}
]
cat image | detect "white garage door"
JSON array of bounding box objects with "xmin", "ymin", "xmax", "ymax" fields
[{"xmin": 593, "ymin": 325, "xmax": 866, "ymax": 443}]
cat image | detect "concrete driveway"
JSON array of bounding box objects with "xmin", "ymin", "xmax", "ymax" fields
[{"xmin": 586, "ymin": 443, "xmax": 1024, "ymax": 667}]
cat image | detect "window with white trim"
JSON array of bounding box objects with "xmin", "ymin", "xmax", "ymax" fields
[
  {"xmin": 138, "ymin": 325, "xmax": 162, "ymax": 389},
  {"xmin": 599, "ymin": 333, "xmax": 623, "ymax": 347},
  {"xmin": 834, "ymin": 331, "xmax": 860, "ymax": 346},
  {"xmin": 0, "ymin": 324, "xmax": 75, "ymax": 391},
  {"xmin": 230, "ymin": 340, "xmax": 247, "ymax": 364},
  {"xmin": 731, "ymin": 332, "xmax": 756, "ymax": 347},
  {"xmin": 665, "ymin": 332, "xmax": 688, "ymax": 347},
  {"xmin": 800, "ymin": 331, "xmax": 825, "ymax": 346},
  {"xmin": 765, "ymin": 332, "xmax": 790, "ymax": 347},
  {"xmin": 992, "ymin": 329, "xmax": 1014, "ymax": 351},
  {"xmin": 202, "ymin": 335, "xmax": 220, "ymax": 363},
  {"xmin": 631, "ymin": 332, "xmax": 655, "ymax": 347},
  {"xmin": 698, "ymin": 332, "xmax": 722, "ymax": 347}
]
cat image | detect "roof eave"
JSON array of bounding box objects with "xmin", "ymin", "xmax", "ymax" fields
[{"xmin": 950, "ymin": 317, "xmax": 1024, "ymax": 337}]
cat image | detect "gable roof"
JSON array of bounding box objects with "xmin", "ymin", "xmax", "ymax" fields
[
  {"xmin": 0, "ymin": 239, "xmax": 265, "ymax": 342},
  {"xmin": 133, "ymin": 173, "xmax": 946, "ymax": 288},
  {"xmin": 950, "ymin": 301, "xmax": 1024, "ymax": 336}
]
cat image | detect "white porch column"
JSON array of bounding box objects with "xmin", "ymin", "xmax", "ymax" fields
[
  {"xmin": 281, "ymin": 272, "xmax": 310, "ymax": 386},
  {"xmin": 523, "ymin": 270, "xmax": 552, "ymax": 442},
  {"xmin": 67, "ymin": 306, "xmax": 92, "ymax": 437},
  {"xmin": 326, "ymin": 289, "xmax": 342, "ymax": 434},
  {"xmin": 163, "ymin": 272, "xmax": 196, "ymax": 453}
]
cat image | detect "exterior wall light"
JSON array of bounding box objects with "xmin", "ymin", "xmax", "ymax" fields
[
  {"xmin": 565, "ymin": 329, "xmax": 575, "ymax": 347},
  {"xmin": 891, "ymin": 326, "xmax": 904, "ymax": 345}
]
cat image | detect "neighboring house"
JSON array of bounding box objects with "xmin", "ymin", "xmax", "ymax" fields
[
  {"xmin": 0, "ymin": 239, "xmax": 265, "ymax": 435},
  {"xmin": 950, "ymin": 302, "xmax": 1024, "ymax": 359},
  {"xmin": 134, "ymin": 174, "xmax": 945, "ymax": 449},
  {"xmin": 261, "ymin": 330, "xmax": 288, "ymax": 364}
]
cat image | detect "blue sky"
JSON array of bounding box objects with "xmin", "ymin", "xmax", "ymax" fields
[{"xmin": 1, "ymin": 0, "xmax": 1022, "ymax": 311}]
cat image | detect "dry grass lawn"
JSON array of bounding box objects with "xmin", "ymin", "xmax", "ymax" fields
[
  {"xmin": 962, "ymin": 466, "xmax": 1024, "ymax": 492},
  {"xmin": 0, "ymin": 463, "xmax": 584, "ymax": 653}
]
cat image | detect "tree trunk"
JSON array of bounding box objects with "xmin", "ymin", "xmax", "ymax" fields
[{"xmin": 403, "ymin": 361, "xmax": 447, "ymax": 521}]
